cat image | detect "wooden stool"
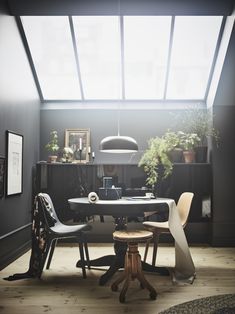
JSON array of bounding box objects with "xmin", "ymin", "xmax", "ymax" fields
[{"xmin": 111, "ymin": 230, "xmax": 157, "ymax": 303}]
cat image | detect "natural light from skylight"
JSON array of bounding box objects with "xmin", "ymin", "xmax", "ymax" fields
[{"xmin": 21, "ymin": 15, "xmax": 223, "ymax": 103}]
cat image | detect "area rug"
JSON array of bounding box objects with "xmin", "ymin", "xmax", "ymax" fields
[{"xmin": 159, "ymin": 294, "xmax": 235, "ymax": 314}]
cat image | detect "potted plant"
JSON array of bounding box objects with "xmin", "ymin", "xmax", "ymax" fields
[
  {"xmin": 162, "ymin": 130, "xmax": 183, "ymax": 162},
  {"xmin": 45, "ymin": 130, "xmax": 60, "ymax": 163},
  {"xmin": 138, "ymin": 136, "xmax": 173, "ymax": 193},
  {"xmin": 179, "ymin": 132, "xmax": 200, "ymax": 163},
  {"xmin": 178, "ymin": 107, "xmax": 219, "ymax": 162}
]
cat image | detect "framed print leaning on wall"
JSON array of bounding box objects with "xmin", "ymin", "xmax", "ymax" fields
[
  {"xmin": 6, "ymin": 130, "xmax": 23, "ymax": 196},
  {"xmin": 0, "ymin": 156, "xmax": 5, "ymax": 198},
  {"xmin": 65, "ymin": 128, "xmax": 90, "ymax": 163}
]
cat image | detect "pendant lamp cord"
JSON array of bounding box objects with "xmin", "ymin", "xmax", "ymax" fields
[
  {"xmin": 117, "ymin": 103, "xmax": 120, "ymax": 136},
  {"xmin": 118, "ymin": 0, "xmax": 121, "ymax": 137}
]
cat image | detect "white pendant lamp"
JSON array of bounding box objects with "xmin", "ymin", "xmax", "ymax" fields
[
  {"xmin": 100, "ymin": 107, "xmax": 138, "ymax": 153},
  {"xmin": 100, "ymin": 135, "xmax": 138, "ymax": 153}
]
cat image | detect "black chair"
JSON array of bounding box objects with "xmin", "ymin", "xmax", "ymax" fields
[{"xmin": 37, "ymin": 193, "xmax": 91, "ymax": 278}]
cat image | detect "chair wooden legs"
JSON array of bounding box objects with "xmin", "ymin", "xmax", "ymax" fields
[
  {"xmin": 143, "ymin": 232, "xmax": 160, "ymax": 266},
  {"xmin": 111, "ymin": 242, "xmax": 157, "ymax": 303}
]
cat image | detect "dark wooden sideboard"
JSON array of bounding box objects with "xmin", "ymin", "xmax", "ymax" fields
[{"xmin": 36, "ymin": 162, "xmax": 212, "ymax": 243}]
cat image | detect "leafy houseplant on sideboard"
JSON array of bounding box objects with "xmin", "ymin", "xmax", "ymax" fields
[
  {"xmin": 179, "ymin": 132, "xmax": 200, "ymax": 163},
  {"xmin": 138, "ymin": 136, "xmax": 173, "ymax": 193},
  {"xmin": 45, "ymin": 130, "xmax": 60, "ymax": 163},
  {"xmin": 178, "ymin": 107, "xmax": 219, "ymax": 162},
  {"xmin": 162, "ymin": 130, "xmax": 184, "ymax": 163}
]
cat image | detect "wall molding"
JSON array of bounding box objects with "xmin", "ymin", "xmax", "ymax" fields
[{"xmin": 0, "ymin": 223, "xmax": 32, "ymax": 240}]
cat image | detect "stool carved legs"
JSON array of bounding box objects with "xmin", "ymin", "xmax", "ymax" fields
[{"xmin": 111, "ymin": 242, "xmax": 157, "ymax": 303}]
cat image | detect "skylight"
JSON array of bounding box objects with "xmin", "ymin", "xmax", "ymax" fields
[
  {"xmin": 166, "ymin": 16, "xmax": 223, "ymax": 99},
  {"xmin": 21, "ymin": 16, "xmax": 82, "ymax": 100},
  {"xmin": 124, "ymin": 16, "xmax": 171, "ymax": 99},
  {"xmin": 20, "ymin": 15, "xmax": 223, "ymax": 103},
  {"xmin": 73, "ymin": 16, "xmax": 122, "ymax": 99}
]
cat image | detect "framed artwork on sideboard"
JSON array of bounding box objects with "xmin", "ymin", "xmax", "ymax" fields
[{"xmin": 65, "ymin": 128, "xmax": 90, "ymax": 163}]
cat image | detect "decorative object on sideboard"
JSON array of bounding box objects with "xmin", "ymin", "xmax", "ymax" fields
[
  {"xmin": 61, "ymin": 147, "xmax": 74, "ymax": 163},
  {"xmin": 65, "ymin": 128, "xmax": 90, "ymax": 163},
  {"xmin": 45, "ymin": 130, "xmax": 59, "ymax": 163},
  {"xmin": 92, "ymin": 151, "xmax": 95, "ymax": 161}
]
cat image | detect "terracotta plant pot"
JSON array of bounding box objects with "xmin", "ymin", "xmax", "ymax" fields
[
  {"xmin": 48, "ymin": 155, "xmax": 58, "ymax": 163},
  {"xmin": 183, "ymin": 150, "xmax": 195, "ymax": 163}
]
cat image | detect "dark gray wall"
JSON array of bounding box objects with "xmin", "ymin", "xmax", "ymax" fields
[
  {"xmin": 40, "ymin": 108, "xmax": 183, "ymax": 164},
  {"xmin": 212, "ymin": 22, "xmax": 235, "ymax": 246},
  {"xmin": 0, "ymin": 2, "xmax": 40, "ymax": 269}
]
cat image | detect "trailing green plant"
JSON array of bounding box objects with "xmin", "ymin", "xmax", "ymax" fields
[
  {"xmin": 138, "ymin": 136, "xmax": 173, "ymax": 189},
  {"xmin": 45, "ymin": 130, "xmax": 59, "ymax": 155}
]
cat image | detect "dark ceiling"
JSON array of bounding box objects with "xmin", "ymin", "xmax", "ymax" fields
[{"xmin": 7, "ymin": 0, "xmax": 234, "ymax": 16}]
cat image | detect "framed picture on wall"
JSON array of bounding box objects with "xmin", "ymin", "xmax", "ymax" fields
[
  {"xmin": 0, "ymin": 156, "xmax": 5, "ymax": 198},
  {"xmin": 6, "ymin": 130, "xmax": 23, "ymax": 196},
  {"xmin": 65, "ymin": 128, "xmax": 90, "ymax": 163}
]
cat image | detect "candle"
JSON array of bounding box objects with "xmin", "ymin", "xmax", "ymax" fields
[
  {"xmin": 92, "ymin": 152, "xmax": 95, "ymax": 158},
  {"xmin": 79, "ymin": 138, "xmax": 82, "ymax": 150},
  {"xmin": 88, "ymin": 146, "xmax": 91, "ymax": 154}
]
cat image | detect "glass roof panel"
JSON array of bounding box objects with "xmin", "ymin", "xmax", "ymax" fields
[
  {"xmin": 73, "ymin": 16, "xmax": 121, "ymax": 99},
  {"xmin": 124, "ymin": 16, "xmax": 171, "ymax": 99},
  {"xmin": 166, "ymin": 16, "xmax": 223, "ymax": 99},
  {"xmin": 21, "ymin": 16, "xmax": 82, "ymax": 100}
]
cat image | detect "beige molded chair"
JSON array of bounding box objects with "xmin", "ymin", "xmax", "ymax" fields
[{"xmin": 143, "ymin": 192, "xmax": 194, "ymax": 266}]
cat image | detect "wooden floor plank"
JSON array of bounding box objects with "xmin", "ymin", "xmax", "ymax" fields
[{"xmin": 1, "ymin": 244, "xmax": 235, "ymax": 313}]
